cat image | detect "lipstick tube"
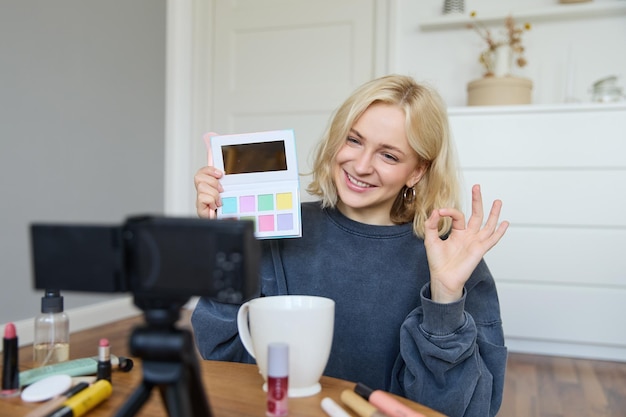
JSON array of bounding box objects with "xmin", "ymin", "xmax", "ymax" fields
[
  {"xmin": 96, "ymin": 338, "xmax": 111, "ymax": 382},
  {"xmin": 354, "ymin": 383, "xmax": 426, "ymax": 417},
  {"xmin": 1, "ymin": 322, "xmax": 20, "ymax": 398}
]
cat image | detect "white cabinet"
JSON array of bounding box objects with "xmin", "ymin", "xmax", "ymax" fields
[{"xmin": 449, "ymin": 103, "xmax": 626, "ymax": 361}]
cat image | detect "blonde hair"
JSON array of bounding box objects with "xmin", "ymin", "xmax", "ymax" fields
[{"xmin": 306, "ymin": 74, "xmax": 460, "ymax": 238}]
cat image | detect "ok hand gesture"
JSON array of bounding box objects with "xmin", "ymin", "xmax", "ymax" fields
[{"xmin": 424, "ymin": 184, "xmax": 509, "ymax": 304}]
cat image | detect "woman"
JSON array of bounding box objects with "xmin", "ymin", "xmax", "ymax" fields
[{"xmin": 192, "ymin": 74, "xmax": 509, "ymax": 417}]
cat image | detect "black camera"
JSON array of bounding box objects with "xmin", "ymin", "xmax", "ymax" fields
[
  {"xmin": 30, "ymin": 215, "xmax": 261, "ymax": 417},
  {"xmin": 30, "ymin": 215, "xmax": 260, "ymax": 304}
]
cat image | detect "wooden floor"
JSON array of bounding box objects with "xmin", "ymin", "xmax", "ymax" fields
[
  {"xmin": 20, "ymin": 312, "xmax": 626, "ymax": 417},
  {"xmin": 501, "ymin": 351, "xmax": 626, "ymax": 417}
]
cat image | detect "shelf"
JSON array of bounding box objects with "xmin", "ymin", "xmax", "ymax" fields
[
  {"xmin": 447, "ymin": 101, "xmax": 626, "ymax": 116},
  {"xmin": 419, "ymin": 1, "xmax": 626, "ymax": 30}
]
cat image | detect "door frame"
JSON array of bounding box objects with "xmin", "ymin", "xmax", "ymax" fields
[{"xmin": 163, "ymin": 0, "xmax": 395, "ymax": 216}]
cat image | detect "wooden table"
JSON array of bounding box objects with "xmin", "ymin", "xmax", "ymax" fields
[
  {"xmin": 1, "ymin": 359, "xmax": 445, "ymax": 417},
  {"xmin": 1, "ymin": 313, "xmax": 445, "ymax": 416}
]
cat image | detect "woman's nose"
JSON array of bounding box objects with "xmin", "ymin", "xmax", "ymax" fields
[{"xmin": 353, "ymin": 150, "xmax": 374, "ymax": 174}]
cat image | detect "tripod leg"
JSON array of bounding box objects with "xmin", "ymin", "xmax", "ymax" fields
[
  {"xmin": 120, "ymin": 313, "xmax": 213, "ymax": 417},
  {"xmin": 187, "ymin": 356, "xmax": 213, "ymax": 416},
  {"xmin": 114, "ymin": 382, "xmax": 153, "ymax": 417},
  {"xmin": 157, "ymin": 349, "xmax": 213, "ymax": 417},
  {"xmin": 160, "ymin": 383, "xmax": 189, "ymax": 417}
]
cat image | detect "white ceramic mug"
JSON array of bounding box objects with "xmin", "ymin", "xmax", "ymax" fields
[{"xmin": 236, "ymin": 295, "xmax": 335, "ymax": 397}]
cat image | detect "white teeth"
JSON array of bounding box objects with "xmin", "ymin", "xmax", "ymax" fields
[{"xmin": 347, "ymin": 173, "xmax": 371, "ymax": 188}]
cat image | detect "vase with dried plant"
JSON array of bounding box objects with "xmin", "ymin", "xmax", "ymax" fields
[
  {"xmin": 467, "ymin": 12, "xmax": 531, "ymax": 77},
  {"xmin": 465, "ymin": 12, "xmax": 533, "ymax": 105}
]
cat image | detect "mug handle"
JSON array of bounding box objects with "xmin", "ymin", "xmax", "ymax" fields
[{"xmin": 236, "ymin": 301, "xmax": 256, "ymax": 359}]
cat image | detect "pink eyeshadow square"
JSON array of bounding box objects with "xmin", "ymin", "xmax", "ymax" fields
[
  {"xmin": 258, "ymin": 215, "xmax": 274, "ymax": 232},
  {"xmin": 239, "ymin": 195, "xmax": 255, "ymax": 213}
]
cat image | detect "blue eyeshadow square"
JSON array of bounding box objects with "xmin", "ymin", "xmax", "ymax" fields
[{"xmin": 222, "ymin": 197, "xmax": 237, "ymax": 214}]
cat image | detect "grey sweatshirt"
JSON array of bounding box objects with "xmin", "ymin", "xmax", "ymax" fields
[{"xmin": 191, "ymin": 201, "xmax": 507, "ymax": 417}]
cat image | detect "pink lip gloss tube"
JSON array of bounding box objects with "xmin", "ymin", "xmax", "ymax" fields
[
  {"xmin": 266, "ymin": 343, "xmax": 289, "ymax": 417},
  {"xmin": 354, "ymin": 382, "xmax": 426, "ymax": 417}
]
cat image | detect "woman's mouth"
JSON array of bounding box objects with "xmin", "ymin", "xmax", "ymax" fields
[{"xmin": 345, "ymin": 171, "xmax": 373, "ymax": 189}]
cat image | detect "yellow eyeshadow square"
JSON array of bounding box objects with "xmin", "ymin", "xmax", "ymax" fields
[{"xmin": 276, "ymin": 192, "xmax": 292, "ymax": 210}]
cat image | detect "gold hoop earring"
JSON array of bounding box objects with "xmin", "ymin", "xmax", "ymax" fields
[{"xmin": 403, "ymin": 186, "xmax": 416, "ymax": 204}]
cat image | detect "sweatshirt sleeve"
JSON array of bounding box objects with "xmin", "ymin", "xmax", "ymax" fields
[
  {"xmin": 390, "ymin": 262, "xmax": 507, "ymax": 417},
  {"xmin": 190, "ymin": 296, "xmax": 255, "ymax": 364}
]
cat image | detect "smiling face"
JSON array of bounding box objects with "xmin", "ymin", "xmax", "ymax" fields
[{"xmin": 333, "ymin": 102, "xmax": 425, "ymax": 225}]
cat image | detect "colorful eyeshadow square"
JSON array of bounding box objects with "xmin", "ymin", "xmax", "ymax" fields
[
  {"xmin": 239, "ymin": 195, "xmax": 255, "ymax": 213},
  {"xmin": 277, "ymin": 213, "xmax": 293, "ymax": 231},
  {"xmin": 258, "ymin": 215, "xmax": 274, "ymax": 232},
  {"xmin": 240, "ymin": 216, "xmax": 256, "ymax": 228},
  {"xmin": 258, "ymin": 194, "xmax": 274, "ymax": 211},
  {"xmin": 276, "ymin": 192, "xmax": 292, "ymax": 210},
  {"xmin": 222, "ymin": 197, "xmax": 237, "ymax": 214}
]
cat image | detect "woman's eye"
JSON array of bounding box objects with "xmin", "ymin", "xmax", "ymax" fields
[
  {"xmin": 382, "ymin": 153, "xmax": 399, "ymax": 162},
  {"xmin": 347, "ymin": 136, "xmax": 360, "ymax": 145}
]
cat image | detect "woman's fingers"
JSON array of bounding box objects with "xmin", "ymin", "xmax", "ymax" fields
[
  {"xmin": 196, "ymin": 183, "xmax": 221, "ymax": 218},
  {"xmin": 483, "ymin": 199, "xmax": 509, "ymax": 247},
  {"xmin": 434, "ymin": 207, "xmax": 467, "ymax": 232},
  {"xmin": 424, "ymin": 207, "xmax": 442, "ymax": 245},
  {"xmin": 194, "ymin": 166, "xmax": 224, "ymax": 218},
  {"xmin": 483, "ymin": 199, "xmax": 503, "ymax": 234},
  {"xmin": 194, "ymin": 166, "xmax": 223, "ymax": 191},
  {"xmin": 466, "ymin": 184, "xmax": 485, "ymax": 232},
  {"xmin": 432, "ymin": 184, "xmax": 508, "ymax": 247}
]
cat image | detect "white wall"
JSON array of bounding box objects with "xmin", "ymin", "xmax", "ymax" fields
[
  {"xmin": 0, "ymin": 0, "xmax": 166, "ymax": 347},
  {"xmin": 393, "ymin": 0, "xmax": 626, "ymax": 107}
]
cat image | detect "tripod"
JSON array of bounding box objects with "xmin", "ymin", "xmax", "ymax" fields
[{"xmin": 114, "ymin": 296, "xmax": 212, "ymax": 417}]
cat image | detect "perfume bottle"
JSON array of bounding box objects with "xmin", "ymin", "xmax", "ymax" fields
[{"xmin": 33, "ymin": 289, "xmax": 70, "ymax": 367}]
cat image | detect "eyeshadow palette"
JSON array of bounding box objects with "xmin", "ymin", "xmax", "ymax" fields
[{"xmin": 204, "ymin": 130, "xmax": 302, "ymax": 239}]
